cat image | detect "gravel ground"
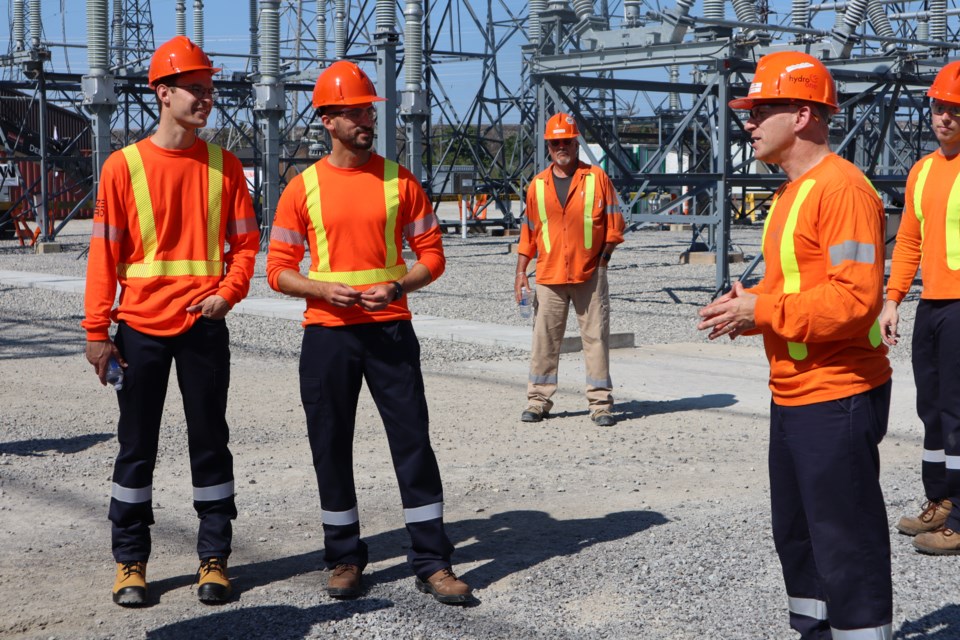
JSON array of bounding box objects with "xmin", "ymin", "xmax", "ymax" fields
[{"xmin": 0, "ymin": 219, "xmax": 953, "ymax": 640}]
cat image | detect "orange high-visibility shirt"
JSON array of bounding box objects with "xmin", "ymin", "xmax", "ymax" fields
[
  {"xmin": 887, "ymin": 150, "xmax": 960, "ymax": 303},
  {"xmin": 82, "ymin": 138, "xmax": 259, "ymax": 340},
  {"xmin": 266, "ymin": 154, "xmax": 444, "ymax": 327},
  {"xmin": 518, "ymin": 161, "xmax": 624, "ymax": 284},
  {"xmin": 748, "ymin": 153, "xmax": 890, "ymax": 406}
]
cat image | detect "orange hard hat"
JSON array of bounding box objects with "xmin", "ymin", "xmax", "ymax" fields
[
  {"xmin": 312, "ymin": 61, "xmax": 385, "ymax": 109},
  {"xmin": 728, "ymin": 51, "xmax": 839, "ymax": 113},
  {"xmin": 544, "ymin": 113, "xmax": 580, "ymax": 140},
  {"xmin": 148, "ymin": 35, "xmax": 220, "ymax": 88},
  {"xmin": 928, "ymin": 61, "xmax": 960, "ymax": 104}
]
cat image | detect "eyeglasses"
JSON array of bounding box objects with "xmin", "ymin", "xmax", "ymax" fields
[
  {"xmin": 931, "ymin": 101, "xmax": 960, "ymax": 118},
  {"xmin": 326, "ymin": 106, "xmax": 377, "ymax": 121},
  {"xmin": 748, "ymin": 104, "xmax": 798, "ymax": 122},
  {"xmin": 170, "ymin": 84, "xmax": 217, "ymax": 100},
  {"xmin": 547, "ymin": 138, "xmax": 575, "ymax": 147}
]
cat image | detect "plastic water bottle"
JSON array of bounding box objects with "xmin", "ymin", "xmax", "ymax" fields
[
  {"xmin": 106, "ymin": 357, "xmax": 124, "ymax": 391},
  {"xmin": 518, "ymin": 287, "xmax": 532, "ymax": 319}
]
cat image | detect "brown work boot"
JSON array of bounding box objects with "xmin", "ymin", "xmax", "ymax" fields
[
  {"xmin": 521, "ymin": 405, "xmax": 549, "ymax": 423},
  {"xmin": 196, "ymin": 557, "xmax": 232, "ymax": 604},
  {"xmin": 112, "ymin": 561, "xmax": 148, "ymax": 606},
  {"xmin": 913, "ymin": 526, "xmax": 960, "ymax": 555},
  {"xmin": 896, "ymin": 499, "xmax": 952, "ymax": 536},
  {"xmin": 327, "ymin": 564, "xmax": 362, "ymax": 599},
  {"xmin": 416, "ymin": 568, "xmax": 472, "ymax": 604}
]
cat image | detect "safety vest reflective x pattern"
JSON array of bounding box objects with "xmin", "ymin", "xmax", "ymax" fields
[
  {"xmin": 118, "ymin": 141, "xmax": 225, "ymax": 278},
  {"xmin": 762, "ymin": 178, "xmax": 883, "ymax": 361},
  {"xmin": 301, "ymin": 159, "xmax": 408, "ymax": 286},
  {"xmin": 912, "ymin": 156, "xmax": 960, "ymax": 270},
  {"xmin": 534, "ymin": 173, "xmax": 596, "ymax": 253}
]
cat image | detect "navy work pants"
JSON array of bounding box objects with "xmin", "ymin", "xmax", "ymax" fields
[
  {"xmin": 769, "ymin": 380, "xmax": 892, "ymax": 640},
  {"xmin": 912, "ymin": 299, "xmax": 960, "ymax": 530},
  {"xmin": 299, "ymin": 320, "xmax": 454, "ymax": 580},
  {"xmin": 109, "ymin": 320, "xmax": 237, "ymax": 562}
]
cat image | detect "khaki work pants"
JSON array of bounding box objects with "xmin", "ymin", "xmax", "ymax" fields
[{"xmin": 527, "ymin": 267, "xmax": 613, "ymax": 413}]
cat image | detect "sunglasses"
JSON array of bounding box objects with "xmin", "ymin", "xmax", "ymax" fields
[
  {"xmin": 170, "ymin": 84, "xmax": 217, "ymax": 100},
  {"xmin": 326, "ymin": 106, "xmax": 377, "ymax": 121},
  {"xmin": 932, "ymin": 101, "xmax": 960, "ymax": 118},
  {"xmin": 748, "ymin": 104, "xmax": 799, "ymax": 122},
  {"xmin": 548, "ymin": 138, "xmax": 575, "ymax": 147}
]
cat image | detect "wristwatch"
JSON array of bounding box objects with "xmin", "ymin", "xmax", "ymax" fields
[
  {"xmin": 601, "ymin": 252, "xmax": 613, "ymax": 262},
  {"xmin": 391, "ymin": 280, "xmax": 405, "ymax": 300}
]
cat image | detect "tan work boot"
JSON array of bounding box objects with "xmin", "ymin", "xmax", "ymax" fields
[
  {"xmin": 416, "ymin": 568, "xmax": 472, "ymax": 604},
  {"xmin": 327, "ymin": 564, "xmax": 362, "ymax": 599},
  {"xmin": 913, "ymin": 526, "xmax": 960, "ymax": 555},
  {"xmin": 896, "ymin": 499, "xmax": 952, "ymax": 536},
  {"xmin": 196, "ymin": 557, "xmax": 232, "ymax": 604},
  {"xmin": 112, "ymin": 561, "xmax": 147, "ymax": 606}
]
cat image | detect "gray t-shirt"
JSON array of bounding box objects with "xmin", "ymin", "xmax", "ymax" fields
[{"xmin": 553, "ymin": 173, "xmax": 573, "ymax": 206}]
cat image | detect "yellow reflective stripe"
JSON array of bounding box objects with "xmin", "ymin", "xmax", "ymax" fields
[
  {"xmin": 308, "ymin": 263, "xmax": 408, "ymax": 286},
  {"xmin": 121, "ymin": 144, "xmax": 158, "ymax": 264},
  {"xmin": 947, "ymin": 169, "xmax": 960, "ymax": 270},
  {"xmin": 304, "ymin": 160, "xmax": 406, "ymax": 285},
  {"xmin": 205, "ymin": 142, "xmax": 223, "ymax": 262},
  {"xmin": 384, "ymin": 160, "xmax": 400, "ymax": 266},
  {"xmin": 914, "ymin": 157, "xmax": 932, "ymax": 244},
  {"xmin": 302, "ymin": 165, "xmax": 331, "ymax": 273},
  {"xmin": 119, "ymin": 260, "xmax": 223, "ymax": 278},
  {"xmin": 781, "ymin": 179, "xmax": 817, "ymax": 362},
  {"xmin": 583, "ymin": 173, "xmax": 596, "ymax": 250},
  {"xmin": 535, "ymin": 178, "xmax": 551, "ymax": 253}
]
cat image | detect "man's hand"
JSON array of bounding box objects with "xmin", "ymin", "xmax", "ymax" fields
[
  {"xmin": 879, "ymin": 299, "xmax": 900, "ymax": 346},
  {"xmin": 514, "ymin": 272, "xmax": 530, "ymax": 303},
  {"xmin": 186, "ymin": 294, "xmax": 230, "ymax": 320},
  {"xmin": 85, "ymin": 339, "xmax": 125, "ymax": 386},
  {"xmin": 359, "ymin": 283, "xmax": 395, "ymax": 311},
  {"xmin": 313, "ymin": 282, "xmax": 361, "ymax": 308},
  {"xmin": 697, "ymin": 281, "xmax": 758, "ymax": 341}
]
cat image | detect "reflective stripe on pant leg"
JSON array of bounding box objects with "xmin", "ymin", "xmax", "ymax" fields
[
  {"xmin": 831, "ymin": 625, "xmax": 893, "ymax": 640},
  {"xmin": 777, "ymin": 384, "xmax": 893, "ymax": 633},
  {"xmin": 770, "ymin": 401, "xmax": 830, "ymax": 640},
  {"xmin": 528, "ymin": 282, "xmax": 570, "ymax": 411},
  {"xmin": 913, "ymin": 300, "xmax": 947, "ymax": 502},
  {"xmin": 364, "ymin": 321, "xmax": 454, "ymax": 580},
  {"xmin": 175, "ymin": 318, "xmax": 237, "ymax": 559},
  {"xmin": 300, "ymin": 325, "xmax": 368, "ymax": 570},
  {"xmin": 930, "ymin": 299, "xmax": 960, "ymax": 530},
  {"xmin": 572, "ymin": 267, "xmax": 612, "ymax": 409},
  {"xmin": 109, "ymin": 323, "xmax": 172, "ymax": 562}
]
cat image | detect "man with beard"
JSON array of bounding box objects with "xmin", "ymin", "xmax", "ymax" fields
[
  {"xmin": 83, "ymin": 35, "xmax": 259, "ymax": 606},
  {"xmin": 266, "ymin": 60, "xmax": 471, "ymax": 604},
  {"xmin": 515, "ymin": 112, "xmax": 624, "ymax": 427},
  {"xmin": 881, "ymin": 61, "xmax": 960, "ymax": 555},
  {"xmin": 697, "ymin": 51, "xmax": 892, "ymax": 639}
]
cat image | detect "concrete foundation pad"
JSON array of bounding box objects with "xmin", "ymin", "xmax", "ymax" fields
[
  {"xmin": 679, "ymin": 251, "xmax": 745, "ymax": 265},
  {"xmin": 34, "ymin": 242, "xmax": 62, "ymax": 254}
]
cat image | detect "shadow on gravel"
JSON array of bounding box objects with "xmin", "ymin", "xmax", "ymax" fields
[
  {"xmin": 896, "ymin": 604, "xmax": 960, "ymax": 639},
  {"xmin": 616, "ymin": 394, "xmax": 737, "ymax": 420},
  {"xmin": 0, "ymin": 432, "xmax": 113, "ymax": 456},
  {"xmin": 146, "ymin": 600, "xmax": 393, "ymax": 639},
  {"xmin": 438, "ymin": 509, "xmax": 667, "ymax": 590}
]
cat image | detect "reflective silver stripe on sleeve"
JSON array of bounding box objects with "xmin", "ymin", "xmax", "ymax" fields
[
  {"xmin": 112, "ymin": 483, "xmax": 152, "ymax": 504},
  {"xmin": 947, "ymin": 455, "xmax": 960, "ymax": 470},
  {"xmin": 529, "ymin": 373, "xmax": 558, "ymax": 385},
  {"xmin": 322, "ymin": 506, "xmax": 359, "ymax": 526},
  {"xmin": 831, "ymin": 624, "xmax": 892, "ymax": 640},
  {"xmin": 404, "ymin": 502, "xmax": 443, "ymax": 523},
  {"xmin": 606, "ymin": 205, "xmax": 620, "ymax": 215},
  {"xmin": 404, "ymin": 213, "xmax": 439, "ymax": 238},
  {"xmin": 829, "ymin": 240, "xmax": 875, "ymax": 267},
  {"xmin": 193, "ymin": 480, "xmax": 235, "ymax": 502},
  {"xmin": 788, "ymin": 596, "xmax": 828, "ymax": 620},
  {"xmin": 525, "ymin": 216, "xmax": 536, "ymax": 231},
  {"xmin": 270, "ymin": 226, "xmax": 306, "ymax": 246},
  {"xmin": 92, "ymin": 221, "xmax": 121, "ymax": 242},
  {"xmin": 227, "ymin": 216, "xmax": 259, "ymax": 237},
  {"xmin": 924, "ymin": 449, "xmax": 947, "ymax": 463}
]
